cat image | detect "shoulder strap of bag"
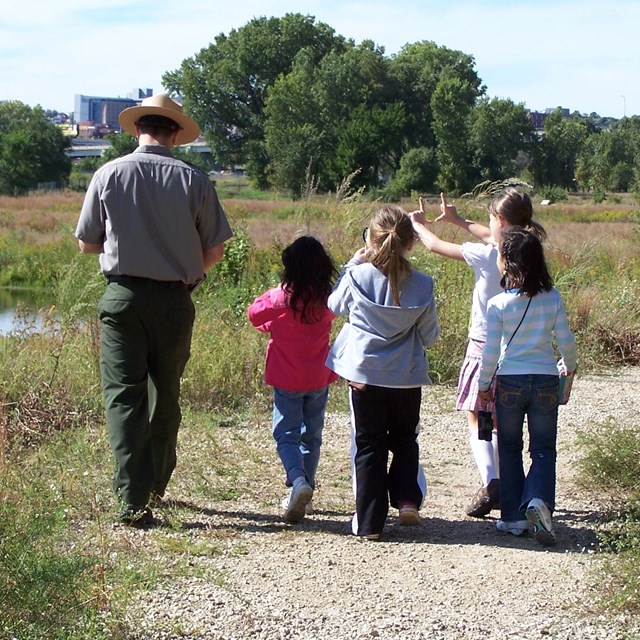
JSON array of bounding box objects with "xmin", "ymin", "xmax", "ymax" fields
[
  {"xmin": 505, "ymin": 296, "xmax": 532, "ymax": 350},
  {"xmin": 490, "ymin": 295, "xmax": 532, "ymax": 384}
]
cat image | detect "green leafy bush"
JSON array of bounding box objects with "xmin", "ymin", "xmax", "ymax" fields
[
  {"xmin": 536, "ymin": 185, "xmax": 568, "ymax": 202},
  {"xmin": 577, "ymin": 421, "xmax": 640, "ymax": 612}
]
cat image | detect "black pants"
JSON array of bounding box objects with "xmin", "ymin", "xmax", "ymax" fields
[{"xmin": 349, "ymin": 385, "xmax": 425, "ymax": 536}]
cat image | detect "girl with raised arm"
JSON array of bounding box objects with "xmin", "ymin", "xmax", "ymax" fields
[{"xmin": 410, "ymin": 189, "xmax": 547, "ymax": 519}]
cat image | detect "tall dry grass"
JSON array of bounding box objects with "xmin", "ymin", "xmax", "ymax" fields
[{"xmin": 1, "ymin": 185, "xmax": 640, "ymax": 634}]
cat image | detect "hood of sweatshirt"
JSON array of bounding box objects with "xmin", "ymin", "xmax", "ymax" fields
[{"xmin": 340, "ymin": 263, "xmax": 434, "ymax": 338}]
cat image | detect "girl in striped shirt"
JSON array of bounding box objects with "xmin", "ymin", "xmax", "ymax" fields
[{"xmin": 478, "ymin": 227, "xmax": 577, "ymax": 546}]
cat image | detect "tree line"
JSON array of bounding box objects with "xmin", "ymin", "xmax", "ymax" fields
[{"xmin": 2, "ymin": 13, "xmax": 639, "ymax": 198}]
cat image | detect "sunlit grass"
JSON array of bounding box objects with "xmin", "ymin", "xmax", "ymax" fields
[{"xmin": 1, "ymin": 183, "xmax": 640, "ymax": 631}]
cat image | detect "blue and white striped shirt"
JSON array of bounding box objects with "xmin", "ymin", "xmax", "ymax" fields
[{"xmin": 478, "ymin": 287, "xmax": 577, "ymax": 391}]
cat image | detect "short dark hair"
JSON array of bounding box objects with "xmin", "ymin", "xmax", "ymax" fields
[{"xmin": 136, "ymin": 114, "xmax": 180, "ymax": 133}]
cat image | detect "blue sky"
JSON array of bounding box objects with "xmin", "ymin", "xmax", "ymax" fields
[{"xmin": 1, "ymin": 0, "xmax": 638, "ymax": 118}]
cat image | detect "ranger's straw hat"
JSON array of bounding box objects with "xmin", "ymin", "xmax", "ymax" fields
[{"xmin": 118, "ymin": 94, "xmax": 200, "ymax": 145}]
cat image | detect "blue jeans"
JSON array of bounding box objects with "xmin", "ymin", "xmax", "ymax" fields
[
  {"xmin": 496, "ymin": 374, "xmax": 559, "ymax": 522},
  {"xmin": 272, "ymin": 386, "xmax": 329, "ymax": 488}
]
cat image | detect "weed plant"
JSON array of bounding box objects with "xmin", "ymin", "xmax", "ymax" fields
[
  {"xmin": 0, "ymin": 411, "xmax": 158, "ymax": 639},
  {"xmin": 0, "ymin": 470, "xmax": 107, "ymax": 639},
  {"xmin": 0, "ymin": 234, "xmax": 77, "ymax": 288},
  {"xmin": 576, "ymin": 420, "xmax": 640, "ymax": 612}
]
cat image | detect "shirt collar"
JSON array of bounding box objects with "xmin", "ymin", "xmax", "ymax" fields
[{"xmin": 134, "ymin": 144, "xmax": 173, "ymax": 157}]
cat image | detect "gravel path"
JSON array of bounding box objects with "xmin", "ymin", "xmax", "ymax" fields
[{"xmin": 122, "ymin": 369, "xmax": 640, "ymax": 640}]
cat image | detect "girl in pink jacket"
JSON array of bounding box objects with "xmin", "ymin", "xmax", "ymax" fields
[{"xmin": 248, "ymin": 236, "xmax": 339, "ymax": 523}]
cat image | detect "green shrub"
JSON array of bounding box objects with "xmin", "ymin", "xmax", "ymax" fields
[
  {"xmin": 0, "ymin": 458, "xmax": 108, "ymax": 639},
  {"xmin": 592, "ymin": 187, "xmax": 607, "ymax": 204},
  {"xmin": 536, "ymin": 185, "xmax": 568, "ymax": 202},
  {"xmin": 577, "ymin": 421, "xmax": 640, "ymax": 493},
  {"xmin": 577, "ymin": 421, "xmax": 640, "ymax": 612},
  {"xmin": 0, "ymin": 234, "xmax": 77, "ymax": 288}
]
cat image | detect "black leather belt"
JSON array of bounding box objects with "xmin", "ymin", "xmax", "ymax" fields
[{"xmin": 107, "ymin": 275, "xmax": 189, "ymax": 289}]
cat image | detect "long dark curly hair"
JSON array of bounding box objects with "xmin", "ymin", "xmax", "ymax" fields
[{"xmin": 281, "ymin": 236, "xmax": 338, "ymax": 323}]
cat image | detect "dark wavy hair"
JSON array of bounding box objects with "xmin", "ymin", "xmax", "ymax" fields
[
  {"xmin": 499, "ymin": 227, "xmax": 553, "ymax": 297},
  {"xmin": 281, "ymin": 236, "xmax": 338, "ymax": 323}
]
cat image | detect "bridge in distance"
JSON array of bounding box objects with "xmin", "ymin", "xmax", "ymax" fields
[{"xmin": 66, "ymin": 140, "xmax": 211, "ymax": 158}]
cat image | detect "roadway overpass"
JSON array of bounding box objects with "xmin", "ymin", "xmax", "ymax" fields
[{"xmin": 66, "ymin": 140, "xmax": 212, "ymax": 158}]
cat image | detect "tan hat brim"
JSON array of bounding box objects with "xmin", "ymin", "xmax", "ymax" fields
[{"xmin": 118, "ymin": 105, "xmax": 200, "ymax": 145}]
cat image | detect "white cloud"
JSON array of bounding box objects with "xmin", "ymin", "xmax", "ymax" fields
[{"xmin": 1, "ymin": 0, "xmax": 639, "ymax": 117}]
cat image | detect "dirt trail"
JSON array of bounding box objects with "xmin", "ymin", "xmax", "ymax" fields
[{"xmin": 125, "ymin": 370, "xmax": 640, "ymax": 640}]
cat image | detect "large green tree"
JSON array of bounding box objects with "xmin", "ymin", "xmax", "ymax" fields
[
  {"xmin": 385, "ymin": 146, "xmax": 438, "ymax": 198},
  {"xmin": 330, "ymin": 102, "xmax": 406, "ymax": 191},
  {"xmin": 264, "ymin": 41, "xmax": 403, "ymax": 194},
  {"xmin": 262, "ymin": 49, "xmax": 331, "ymax": 194},
  {"xmin": 575, "ymin": 117, "xmax": 640, "ymax": 193},
  {"xmin": 431, "ymin": 73, "xmax": 474, "ymax": 193},
  {"xmin": 162, "ymin": 13, "xmax": 348, "ymax": 188},
  {"xmin": 468, "ymin": 97, "xmax": 535, "ymax": 184},
  {"xmin": 530, "ymin": 110, "xmax": 593, "ymax": 190},
  {"xmin": 388, "ymin": 41, "xmax": 484, "ymax": 152},
  {"xmin": 0, "ymin": 102, "xmax": 71, "ymax": 195}
]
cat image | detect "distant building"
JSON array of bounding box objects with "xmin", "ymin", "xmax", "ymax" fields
[
  {"xmin": 128, "ymin": 88, "xmax": 153, "ymax": 100},
  {"xmin": 74, "ymin": 89, "xmax": 153, "ymax": 131},
  {"xmin": 545, "ymin": 107, "xmax": 570, "ymax": 117},
  {"xmin": 528, "ymin": 110, "xmax": 547, "ymax": 131},
  {"xmin": 527, "ymin": 107, "xmax": 572, "ymax": 132}
]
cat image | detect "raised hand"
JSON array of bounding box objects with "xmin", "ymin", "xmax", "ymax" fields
[
  {"xmin": 434, "ymin": 192, "xmax": 460, "ymax": 223},
  {"xmin": 409, "ymin": 195, "xmax": 429, "ymax": 225},
  {"xmin": 353, "ymin": 246, "xmax": 372, "ymax": 263}
]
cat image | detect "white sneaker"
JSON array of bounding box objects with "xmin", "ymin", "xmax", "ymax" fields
[
  {"xmin": 496, "ymin": 519, "xmax": 532, "ymax": 537},
  {"xmin": 526, "ymin": 498, "xmax": 556, "ymax": 546},
  {"xmin": 283, "ymin": 478, "xmax": 313, "ymax": 523},
  {"xmin": 281, "ymin": 494, "xmax": 314, "ymax": 515}
]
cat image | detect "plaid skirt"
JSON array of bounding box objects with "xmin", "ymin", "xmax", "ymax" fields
[{"xmin": 455, "ymin": 339, "xmax": 495, "ymax": 413}]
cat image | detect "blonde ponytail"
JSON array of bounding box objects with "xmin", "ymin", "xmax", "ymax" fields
[{"xmin": 368, "ymin": 206, "xmax": 414, "ymax": 305}]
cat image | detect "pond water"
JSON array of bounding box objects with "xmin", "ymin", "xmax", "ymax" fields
[{"xmin": 0, "ymin": 288, "xmax": 57, "ymax": 335}]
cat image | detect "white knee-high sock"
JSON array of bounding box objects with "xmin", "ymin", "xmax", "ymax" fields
[
  {"xmin": 469, "ymin": 436, "xmax": 499, "ymax": 486},
  {"xmin": 467, "ymin": 414, "xmax": 499, "ymax": 486}
]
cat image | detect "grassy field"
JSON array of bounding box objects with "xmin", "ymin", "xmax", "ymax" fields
[{"xmin": 1, "ymin": 180, "xmax": 640, "ymax": 637}]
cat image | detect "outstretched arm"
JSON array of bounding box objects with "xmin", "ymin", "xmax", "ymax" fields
[
  {"xmin": 435, "ymin": 193, "xmax": 492, "ymax": 244},
  {"xmin": 410, "ymin": 198, "xmax": 464, "ymax": 261}
]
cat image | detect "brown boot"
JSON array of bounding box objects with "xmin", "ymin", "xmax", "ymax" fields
[{"xmin": 466, "ymin": 478, "xmax": 500, "ymax": 518}]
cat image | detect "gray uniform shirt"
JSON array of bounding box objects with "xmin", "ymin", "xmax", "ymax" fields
[{"xmin": 75, "ymin": 145, "xmax": 233, "ymax": 285}]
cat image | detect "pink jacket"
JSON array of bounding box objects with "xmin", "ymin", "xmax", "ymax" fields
[{"xmin": 247, "ymin": 285, "xmax": 339, "ymax": 391}]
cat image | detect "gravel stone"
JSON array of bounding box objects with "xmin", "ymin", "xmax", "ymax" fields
[{"xmin": 124, "ymin": 368, "xmax": 640, "ymax": 639}]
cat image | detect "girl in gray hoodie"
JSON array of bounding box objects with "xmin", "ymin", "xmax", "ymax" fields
[{"xmin": 326, "ymin": 206, "xmax": 440, "ymax": 540}]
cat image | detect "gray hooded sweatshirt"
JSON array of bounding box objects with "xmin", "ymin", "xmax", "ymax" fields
[{"xmin": 326, "ymin": 258, "xmax": 440, "ymax": 387}]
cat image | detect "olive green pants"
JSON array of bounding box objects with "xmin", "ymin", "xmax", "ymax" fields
[{"xmin": 98, "ymin": 278, "xmax": 195, "ymax": 509}]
